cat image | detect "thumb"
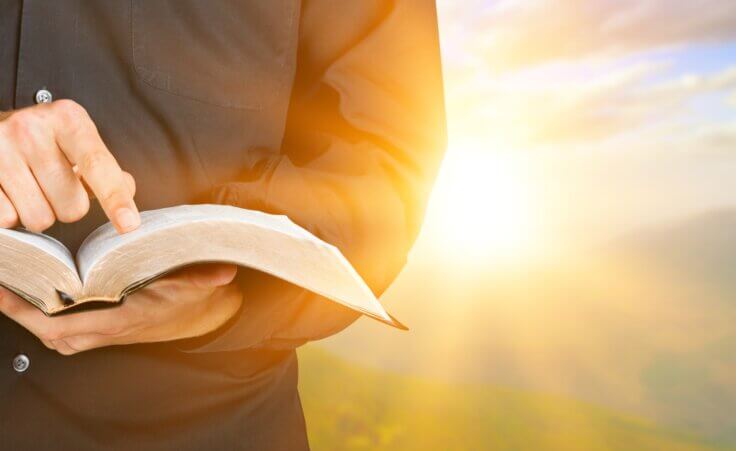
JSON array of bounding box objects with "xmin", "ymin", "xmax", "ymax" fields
[
  {"xmin": 181, "ymin": 264, "xmax": 238, "ymax": 289},
  {"xmin": 0, "ymin": 286, "xmax": 24, "ymax": 316}
]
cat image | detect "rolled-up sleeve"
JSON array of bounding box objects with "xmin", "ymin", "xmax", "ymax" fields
[{"xmin": 184, "ymin": 0, "xmax": 446, "ymax": 352}]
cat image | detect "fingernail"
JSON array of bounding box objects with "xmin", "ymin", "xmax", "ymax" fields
[{"xmin": 116, "ymin": 207, "xmax": 140, "ymax": 232}]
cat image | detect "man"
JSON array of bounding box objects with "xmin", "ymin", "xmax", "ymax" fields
[{"xmin": 0, "ymin": 1, "xmax": 445, "ymax": 449}]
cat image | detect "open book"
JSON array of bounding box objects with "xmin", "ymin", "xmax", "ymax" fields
[{"xmin": 0, "ymin": 204, "xmax": 403, "ymax": 328}]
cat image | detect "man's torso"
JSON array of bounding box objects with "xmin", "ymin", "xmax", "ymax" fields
[{"xmin": 0, "ymin": 1, "xmax": 308, "ymax": 449}]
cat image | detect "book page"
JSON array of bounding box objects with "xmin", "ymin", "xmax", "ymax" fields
[
  {"xmin": 0, "ymin": 227, "xmax": 82, "ymax": 312},
  {"xmin": 77, "ymin": 204, "xmax": 311, "ymax": 283},
  {"xmin": 0, "ymin": 227, "xmax": 77, "ymax": 275},
  {"xmin": 75, "ymin": 204, "xmax": 396, "ymax": 326}
]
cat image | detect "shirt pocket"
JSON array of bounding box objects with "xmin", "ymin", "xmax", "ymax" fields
[{"xmin": 131, "ymin": 0, "xmax": 300, "ymax": 110}]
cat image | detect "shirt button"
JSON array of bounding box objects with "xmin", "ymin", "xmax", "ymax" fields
[
  {"xmin": 34, "ymin": 89, "xmax": 53, "ymax": 104},
  {"xmin": 12, "ymin": 354, "xmax": 30, "ymax": 373}
]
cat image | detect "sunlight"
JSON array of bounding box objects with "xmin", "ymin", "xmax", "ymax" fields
[{"xmin": 424, "ymin": 143, "xmax": 536, "ymax": 262}]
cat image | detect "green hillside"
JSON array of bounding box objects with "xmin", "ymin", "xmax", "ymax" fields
[{"xmin": 298, "ymin": 346, "xmax": 725, "ymax": 451}]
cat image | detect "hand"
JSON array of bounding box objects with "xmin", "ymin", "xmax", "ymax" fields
[
  {"xmin": 0, "ymin": 264, "xmax": 242, "ymax": 355},
  {"xmin": 0, "ymin": 100, "xmax": 139, "ymax": 233}
]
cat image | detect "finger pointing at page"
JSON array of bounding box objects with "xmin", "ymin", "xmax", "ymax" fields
[
  {"xmin": 0, "ymin": 100, "xmax": 140, "ymax": 234},
  {"xmin": 49, "ymin": 100, "xmax": 140, "ymax": 233}
]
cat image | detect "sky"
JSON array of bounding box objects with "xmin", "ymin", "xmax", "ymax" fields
[
  {"xmin": 423, "ymin": 0, "xmax": 736, "ymax": 264},
  {"xmin": 319, "ymin": 5, "xmax": 736, "ymax": 442}
]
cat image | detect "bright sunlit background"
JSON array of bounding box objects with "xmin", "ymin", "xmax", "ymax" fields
[
  {"xmin": 300, "ymin": 1, "xmax": 736, "ymax": 450},
  {"xmin": 423, "ymin": 144, "xmax": 537, "ymax": 261}
]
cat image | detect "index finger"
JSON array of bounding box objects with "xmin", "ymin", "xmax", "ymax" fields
[{"xmin": 48, "ymin": 100, "xmax": 140, "ymax": 233}]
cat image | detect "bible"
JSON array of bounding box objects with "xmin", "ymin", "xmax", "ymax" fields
[{"xmin": 0, "ymin": 204, "xmax": 403, "ymax": 328}]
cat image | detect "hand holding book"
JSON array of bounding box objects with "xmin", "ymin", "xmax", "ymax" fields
[
  {"xmin": 0, "ymin": 263, "xmax": 242, "ymax": 355},
  {"xmin": 0, "ymin": 204, "xmax": 403, "ymax": 354}
]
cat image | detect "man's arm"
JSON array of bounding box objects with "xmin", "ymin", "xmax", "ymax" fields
[
  {"xmin": 0, "ymin": 263, "xmax": 242, "ymax": 355},
  {"xmin": 0, "ymin": 0, "xmax": 445, "ymax": 355},
  {"xmin": 187, "ymin": 0, "xmax": 447, "ymax": 351}
]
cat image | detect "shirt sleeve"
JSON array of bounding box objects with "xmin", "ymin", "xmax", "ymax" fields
[{"xmin": 180, "ymin": 0, "xmax": 446, "ymax": 352}]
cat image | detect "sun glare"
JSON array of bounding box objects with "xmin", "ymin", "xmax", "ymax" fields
[{"xmin": 424, "ymin": 144, "xmax": 536, "ymax": 262}]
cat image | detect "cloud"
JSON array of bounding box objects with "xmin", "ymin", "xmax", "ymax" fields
[
  {"xmin": 441, "ymin": 0, "xmax": 736, "ymax": 70},
  {"xmin": 446, "ymin": 50, "xmax": 736, "ymax": 147},
  {"xmin": 437, "ymin": 1, "xmax": 736, "ymax": 147},
  {"xmin": 433, "ymin": 0, "xmax": 736, "ymax": 258}
]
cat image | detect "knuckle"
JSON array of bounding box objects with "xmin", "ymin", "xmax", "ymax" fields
[
  {"xmin": 23, "ymin": 209, "xmax": 56, "ymax": 233},
  {"xmin": 97, "ymin": 186, "xmax": 126, "ymax": 208},
  {"xmin": 57, "ymin": 194, "xmax": 90, "ymax": 223},
  {"xmin": 0, "ymin": 208, "xmax": 18, "ymax": 228},
  {"xmin": 53, "ymin": 99, "xmax": 88, "ymax": 123},
  {"xmin": 33, "ymin": 160, "xmax": 72, "ymax": 188},
  {"xmin": 79, "ymin": 150, "xmax": 110, "ymax": 174},
  {"xmin": 38, "ymin": 159, "xmax": 67, "ymax": 179},
  {"xmin": 3, "ymin": 111, "xmax": 36, "ymax": 138}
]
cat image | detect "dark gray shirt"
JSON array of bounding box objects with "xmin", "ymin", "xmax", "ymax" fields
[{"xmin": 0, "ymin": 1, "xmax": 445, "ymax": 449}]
